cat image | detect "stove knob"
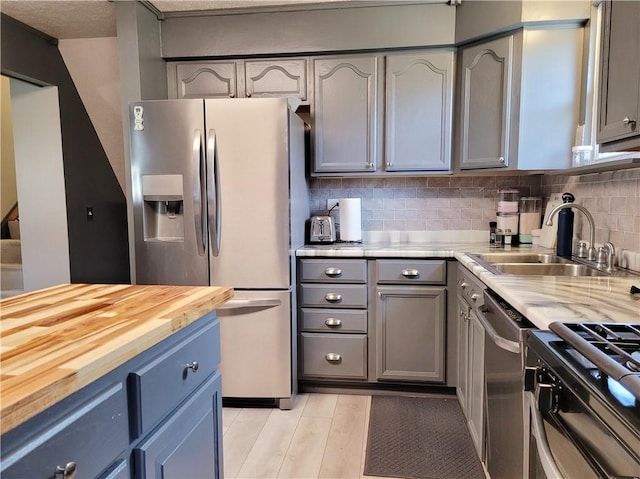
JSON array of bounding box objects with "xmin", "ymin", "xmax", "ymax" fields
[{"xmin": 535, "ymin": 383, "xmax": 559, "ymax": 414}]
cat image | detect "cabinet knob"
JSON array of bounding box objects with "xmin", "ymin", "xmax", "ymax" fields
[
  {"xmin": 186, "ymin": 361, "xmax": 199, "ymax": 373},
  {"xmin": 622, "ymin": 116, "xmax": 637, "ymax": 127},
  {"xmin": 470, "ymin": 292, "xmax": 480, "ymax": 302},
  {"xmin": 246, "ymin": 92, "xmax": 252, "ymax": 98},
  {"xmin": 401, "ymin": 269, "xmax": 420, "ymax": 278},
  {"xmin": 367, "ymin": 162, "xmax": 374, "ymax": 169},
  {"xmin": 324, "ymin": 267, "xmax": 342, "ymax": 277},
  {"xmin": 324, "ymin": 318, "xmax": 342, "ymax": 327},
  {"xmin": 458, "ymin": 280, "xmax": 468, "ymax": 289},
  {"xmin": 498, "ymin": 157, "xmax": 505, "ymax": 164},
  {"xmin": 324, "ymin": 293, "xmax": 342, "ymax": 303},
  {"xmin": 325, "ymin": 352, "xmax": 342, "ymax": 362},
  {"xmin": 55, "ymin": 462, "xmax": 77, "ymax": 479},
  {"xmin": 229, "ymin": 93, "xmax": 235, "ymax": 98}
]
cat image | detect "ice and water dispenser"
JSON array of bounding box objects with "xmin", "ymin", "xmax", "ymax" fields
[{"xmin": 141, "ymin": 175, "xmax": 185, "ymax": 242}]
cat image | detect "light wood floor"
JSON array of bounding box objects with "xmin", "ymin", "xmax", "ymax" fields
[{"xmin": 222, "ymin": 393, "xmax": 398, "ymax": 479}]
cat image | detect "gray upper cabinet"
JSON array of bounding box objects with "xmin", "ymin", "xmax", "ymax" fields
[
  {"xmin": 385, "ymin": 50, "xmax": 454, "ymax": 172},
  {"xmin": 458, "ymin": 35, "xmax": 514, "ymax": 170},
  {"xmin": 312, "ymin": 55, "xmax": 381, "ymax": 173},
  {"xmin": 456, "ymin": 26, "xmax": 584, "ymax": 172},
  {"xmin": 170, "ymin": 61, "xmax": 239, "ymax": 99},
  {"xmin": 597, "ymin": 0, "xmax": 640, "ymax": 151},
  {"xmin": 244, "ymin": 59, "xmax": 308, "ymax": 101},
  {"xmin": 168, "ymin": 58, "xmax": 308, "ymax": 103}
]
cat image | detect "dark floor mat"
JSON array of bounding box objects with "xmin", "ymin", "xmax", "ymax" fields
[{"xmin": 364, "ymin": 396, "xmax": 485, "ymax": 479}]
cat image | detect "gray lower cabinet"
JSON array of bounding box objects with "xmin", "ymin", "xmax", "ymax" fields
[
  {"xmin": 375, "ymin": 285, "xmax": 446, "ymax": 382},
  {"xmin": 299, "ymin": 258, "xmax": 369, "ymax": 381},
  {"xmin": 466, "ymin": 309, "xmax": 485, "ymax": 458},
  {"xmin": 457, "ymin": 26, "xmax": 583, "ymax": 171},
  {"xmin": 134, "ymin": 372, "xmax": 223, "ymax": 479},
  {"xmin": 0, "ymin": 316, "xmax": 223, "ymax": 479},
  {"xmin": 456, "ymin": 264, "xmax": 486, "ymax": 459},
  {"xmin": 298, "ymin": 257, "xmax": 449, "ymax": 386},
  {"xmin": 597, "ymin": 0, "xmax": 640, "ymax": 151}
]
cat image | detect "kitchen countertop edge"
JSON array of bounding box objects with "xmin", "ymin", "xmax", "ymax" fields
[{"xmin": 297, "ymin": 243, "xmax": 640, "ymax": 329}]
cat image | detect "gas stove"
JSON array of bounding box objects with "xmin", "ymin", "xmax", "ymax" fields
[
  {"xmin": 526, "ymin": 323, "xmax": 640, "ymax": 478},
  {"xmin": 549, "ymin": 322, "xmax": 640, "ymax": 400}
]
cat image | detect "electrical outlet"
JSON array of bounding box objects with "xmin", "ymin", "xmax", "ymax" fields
[{"xmin": 326, "ymin": 199, "xmax": 339, "ymax": 212}]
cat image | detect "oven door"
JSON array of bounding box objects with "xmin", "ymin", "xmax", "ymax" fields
[{"xmin": 527, "ymin": 388, "xmax": 640, "ymax": 479}]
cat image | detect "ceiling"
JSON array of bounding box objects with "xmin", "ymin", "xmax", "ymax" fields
[{"xmin": 0, "ymin": 0, "xmax": 378, "ymax": 39}]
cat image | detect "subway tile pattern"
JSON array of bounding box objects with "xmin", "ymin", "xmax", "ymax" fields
[
  {"xmin": 540, "ymin": 167, "xmax": 640, "ymax": 253},
  {"xmin": 309, "ymin": 175, "xmax": 542, "ymax": 232}
]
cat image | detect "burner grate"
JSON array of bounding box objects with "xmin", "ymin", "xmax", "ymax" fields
[{"xmin": 548, "ymin": 322, "xmax": 640, "ymax": 399}]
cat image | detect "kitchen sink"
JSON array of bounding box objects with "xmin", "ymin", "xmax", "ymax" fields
[
  {"xmin": 469, "ymin": 252, "xmax": 571, "ymax": 264},
  {"xmin": 490, "ymin": 263, "xmax": 608, "ymax": 277}
]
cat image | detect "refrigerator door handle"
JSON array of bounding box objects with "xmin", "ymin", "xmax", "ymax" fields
[
  {"xmin": 216, "ymin": 298, "xmax": 282, "ymax": 310},
  {"xmin": 207, "ymin": 129, "xmax": 221, "ymax": 257},
  {"xmin": 193, "ymin": 129, "xmax": 206, "ymax": 256}
]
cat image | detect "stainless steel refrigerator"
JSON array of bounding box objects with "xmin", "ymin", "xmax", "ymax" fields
[{"xmin": 129, "ymin": 98, "xmax": 309, "ymax": 409}]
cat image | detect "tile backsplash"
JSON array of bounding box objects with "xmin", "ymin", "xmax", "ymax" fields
[
  {"xmin": 310, "ymin": 167, "xmax": 640, "ymax": 255},
  {"xmin": 310, "ymin": 175, "xmax": 542, "ymax": 232},
  {"xmin": 540, "ymin": 167, "xmax": 640, "ymax": 253}
]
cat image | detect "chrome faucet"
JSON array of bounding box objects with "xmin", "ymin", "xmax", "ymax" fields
[
  {"xmin": 545, "ymin": 203, "xmax": 597, "ymax": 261},
  {"xmin": 598, "ymin": 242, "xmax": 616, "ymax": 273}
]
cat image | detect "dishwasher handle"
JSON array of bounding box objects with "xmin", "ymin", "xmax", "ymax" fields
[{"xmin": 475, "ymin": 308, "xmax": 521, "ymax": 354}]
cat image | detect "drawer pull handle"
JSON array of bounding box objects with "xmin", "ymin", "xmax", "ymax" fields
[
  {"xmin": 186, "ymin": 361, "xmax": 199, "ymax": 373},
  {"xmin": 401, "ymin": 268, "xmax": 420, "ymax": 278},
  {"xmin": 324, "ymin": 267, "xmax": 342, "ymax": 277},
  {"xmin": 55, "ymin": 462, "xmax": 77, "ymax": 479},
  {"xmin": 458, "ymin": 280, "xmax": 468, "ymax": 289},
  {"xmin": 470, "ymin": 293, "xmax": 480, "ymax": 302},
  {"xmin": 325, "ymin": 353, "xmax": 342, "ymax": 362},
  {"xmin": 325, "ymin": 318, "xmax": 342, "ymax": 327},
  {"xmin": 325, "ymin": 293, "xmax": 342, "ymax": 303}
]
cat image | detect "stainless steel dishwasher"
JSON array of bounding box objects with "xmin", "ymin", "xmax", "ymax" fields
[{"xmin": 476, "ymin": 289, "xmax": 535, "ymax": 479}]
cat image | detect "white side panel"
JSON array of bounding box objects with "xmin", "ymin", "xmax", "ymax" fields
[
  {"xmin": 216, "ymin": 290, "xmax": 292, "ymax": 399},
  {"xmin": 11, "ymin": 80, "xmax": 70, "ymax": 291},
  {"xmin": 206, "ymin": 98, "xmax": 292, "ymax": 289}
]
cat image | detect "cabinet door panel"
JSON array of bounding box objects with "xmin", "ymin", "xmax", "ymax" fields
[
  {"xmin": 313, "ymin": 56, "xmax": 379, "ymax": 173},
  {"xmin": 460, "ymin": 35, "xmax": 514, "ymax": 169},
  {"xmin": 375, "ymin": 286, "xmax": 446, "ymax": 382},
  {"xmin": 134, "ymin": 372, "xmax": 222, "ymax": 479},
  {"xmin": 245, "ymin": 59, "xmax": 308, "ymax": 101},
  {"xmin": 598, "ymin": 0, "xmax": 640, "ymax": 145},
  {"xmin": 456, "ymin": 297, "xmax": 470, "ymax": 418},
  {"xmin": 385, "ymin": 51, "xmax": 454, "ymax": 171},
  {"xmin": 467, "ymin": 311, "xmax": 485, "ymax": 457},
  {"xmin": 174, "ymin": 62, "xmax": 238, "ymax": 99}
]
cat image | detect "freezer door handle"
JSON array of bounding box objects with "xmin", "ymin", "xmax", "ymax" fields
[
  {"xmin": 207, "ymin": 129, "xmax": 221, "ymax": 257},
  {"xmin": 216, "ymin": 298, "xmax": 282, "ymax": 310},
  {"xmin": 193, "ymin": 129, "xmax": 206, "ymax": 256}
]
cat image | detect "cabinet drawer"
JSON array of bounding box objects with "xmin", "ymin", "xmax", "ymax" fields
[
  {"xmin": 300, "ymin": 308, "xmax": 367, "ymax": 333},
  {"xmin": 300, "ymin": 284, "xmax": 367, "ymax": 308},
  {"xmin": 301, "ymin": 333, "xmax": 367, "ymax": 379},
  {"xmin": 129, "ymin": 319, "xmax": 220, "ymax": 438},
  {"xmin": 300, "ymin": 259, "xmax": 367, "ymax": 283},
  {"xmin": 1, "ymin": 383, "xmax": 128, "ymax": 479},
  {"xmin": 376, "ymin": 259, "xmax": 446, "ymax": 284}
]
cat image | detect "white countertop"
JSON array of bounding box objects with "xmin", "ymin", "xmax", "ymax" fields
[{"xmin": 297, "ymin": 241, "xmax": 640, "ymax": 329}]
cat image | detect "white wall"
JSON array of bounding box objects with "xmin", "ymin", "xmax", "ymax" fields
[
  {"xmin": 1, "ymin": 76, "xmax": 18, "ymax": 222},
  {"xmin": 10, "ymin": 79, "xmax": 70, "ymax": 290}
]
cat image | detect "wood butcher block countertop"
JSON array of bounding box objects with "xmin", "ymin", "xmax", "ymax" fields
[{"xmin": 0, "ymin": 283, "xmax": 233, "ymax": 435}]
